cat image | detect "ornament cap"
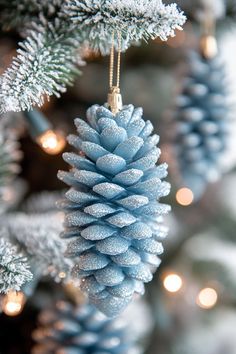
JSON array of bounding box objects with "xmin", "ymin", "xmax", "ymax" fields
[{"xmin": 107, "ymin": 87, "xmax": 123, "ymax": 115}]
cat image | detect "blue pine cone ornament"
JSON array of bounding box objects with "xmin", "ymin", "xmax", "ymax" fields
[
  {"xmin": 32, "ymin": 300, "xmax": 142, "ymax": 354},
  {"xmin": 58, "ymin": 104, "xmax": 171, "ymax": 317},
  {"xmin": 172, "ymin": 50, "xmax": 231, "ymax": 199}
]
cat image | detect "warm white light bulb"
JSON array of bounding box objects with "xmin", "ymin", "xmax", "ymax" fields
[
  {"xmin": 163, "ymin": 273, "xmax": 183, "ymax": 293},
  {"xmin": 58, "ymin": 271, "xmax": 66, "ymax": 279},
  {"xmin": 197, "ymin": 288, "xmax": 218, "ymax": 309},
  {"xmin": 37, "ymin": 130, "xmax": 66, "ymax": 155},
  {"xmin": 2, "ymin": 291, "xmax": 26, "ymax": 317},
  {"xmin": 176, "ymin": 188, "xmax": 194, "ymax": 206}
]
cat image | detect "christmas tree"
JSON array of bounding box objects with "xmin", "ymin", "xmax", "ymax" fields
[{"xmin": 0, "ymin": 1, "xmax": 236, "ymax": 353}]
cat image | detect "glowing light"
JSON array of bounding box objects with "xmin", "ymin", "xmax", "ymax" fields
[
  {"xmin": 37, "ymin": 130, "xmax": 66, "ymax": 155},
  {"xmin": 200, "ymin": 35, "xmax": 218, "ymax": 59},
  {"xmin": 59, "ymin": 272, "xmax": 66, "ymax": 279},
  {"xmin": 197, "ymin": 288, "xmax": 218, "ymax": 309},
  {"xmin": 2, "ymin": 291, "xmax": 26, "ymax": 316},
  {"xmin": 176, "ymin": 188, "xmax": 194, "ymax": 206},
  {"xmin": 163, "ymin": 273, "xmax": 183, "ymax": 293}
]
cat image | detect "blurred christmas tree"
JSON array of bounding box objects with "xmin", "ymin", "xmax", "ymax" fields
[{"xmin": 0, "ymin": 1, "xmax": 236, "ymax": 354}]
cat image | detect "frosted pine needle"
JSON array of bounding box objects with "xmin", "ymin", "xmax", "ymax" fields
[
  {"xmin": 22, "ymin": 190, "xmax": 64, "ymax": 214},
  {"xmin": 0, "ymin": 123, "xmax": 23, "ymax": 214},
  {"xmin": 0, "ymin": 22, "xmax": 83, "ymax": 113},
  {"xmin": 0, "ymin": 233, "xmax": 33, "ymax": 294},
  {"xmin": 65, "ymin": 0, "xmax": 186, "ymax": 53},
  {"xmin": 0, "ymin": 0, "xmax": 64, "ymax": 31},
  {"xmin": 2, "ymin": 213, "xmax": 72, "ymax": 281}
]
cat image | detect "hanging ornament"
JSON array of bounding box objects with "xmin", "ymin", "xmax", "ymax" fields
[
  {"xmin": 58, "ymin": 101, "xmax": 170, "ymax": 317},
  {"xmin": 171, "ymin": 11, "xmax": 232, "ymax": 201},
  {"xmin": 32, "ymin": 300, "xmax": 142, "ymax": 354},
  {"xmin": 58, "ymin": 1, "xmax": 185, "ymax": 317}
]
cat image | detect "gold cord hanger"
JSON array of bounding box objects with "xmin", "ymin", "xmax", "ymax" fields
[
  {"xmin": 200, "ymin": 6, "xmax": 218, "ymax": 59},
  {"xmin": 107, "ymin": 31, "xmax": 123, "ymax": 114}
]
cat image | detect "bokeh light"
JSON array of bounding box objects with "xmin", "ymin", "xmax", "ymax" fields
[
  {"xmin": 163, "ymin": 273, "xmax": 183, "ymax": 293},
  {"xmin": 176, "ymin": 188, "xmax": 194, "ymax": 206},
  {"xmin": 2, "ymin": 291, "xmax": 26, "ymax": 317},
  {"xmin": 36, "ymin": 130, "xmax": 66, "ymax": 155},
  {"xmin": 197, "ymin": 288, "xmax": 218, "ymax": 309}
]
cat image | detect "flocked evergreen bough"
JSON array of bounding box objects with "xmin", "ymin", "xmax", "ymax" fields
[
  {"xmin": 0, "ymin": 211, "xmax": 73, "ymax": 294},
  {"xmin": 0, "ymin": 119, "xmax": 72, "ymax": 292},
  {"xmin": 0, "ymin": 0, "xmax": 185, "ymax": 112},
  {"xmin": 0, "ymin": 21, "xmax": 83, "ymax": 113},
  {"xmin": 65, "ymin": 0, "xmax": 186, "ymax": 54},
  {"xmin": 59, "ymin": 105, "xmax": 171, "ymax": 317},
  {"xmin": 0, "ymin": 121, "xmax": 22, "ymax": 214},
  {"xmin": 0, "ymin": 0, "xmax": 63, "ymax": 31},
  {"xmin": 0, "ymin": 117, "xmax": 72, "ymax": 292},
  {"xmin": 0, "ymin": 232, "xmax": 33, "ymax": 293},
  {"xmin": 0, "ymin": 120, "xmax": 33, "ymax": 293},
  {"xmin": 171, "ymin": 50, "xmax": 232, "ymax": 199},
  {"xmin": 1, "ymin": 212, "xmax": 72, "ymax": 283}
]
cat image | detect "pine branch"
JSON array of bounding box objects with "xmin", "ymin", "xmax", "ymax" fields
[
  {"xmin": 65, "ymin": 0, "xmax": 186, "ymax": 54},
  {"xmin": 0, "ymin": 0, "xmax": 64, "ymax": 31},
  {"xmin": 0, "ymin": 232, "xmax": 33, "ymax": 293},
  {"xmin": 22, "ymin": 190, "xmax": 64, "ymax": 214},
  {"xmin": 0, "ymin": 123, "xmax": 23, "ymax": 213},
  {"xmin": 0, "ymin": 0, "xmax": 185, "ymax": 112},
  {"xmin": 0, "ymin": 21, "xmax": 83, "ymax": 113},
  {"xmin": 0, "ymin": 129, "xmax": 22, "ymax": 185},
  {"xmin": 2, "ymin": 213, "xmax": 72, "ymax": 281}
]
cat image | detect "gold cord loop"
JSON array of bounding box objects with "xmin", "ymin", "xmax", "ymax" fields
[
  {"xmin": 108, "ymin": 31, "xmax": 123, "ymax": 114},
  {"xmin": 109, "ymin": 31, "xmax": 115, "ymax": 90}
]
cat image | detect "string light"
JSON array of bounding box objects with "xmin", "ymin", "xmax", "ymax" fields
[
  {"xmin": 163, "ymin": 273, "xmax": 183, "ymax": 293},
  {"xmin": 2, "ymin": 291, "xmax": 26, "ymax": 316},
  {"xmin": 24, "ymin": 110, "xmax": 66, "ymax": 155},
  {"xmin": 176, "ymin": 188, "xmax": 194, "ymax": 206},
  {"xmin": 197, "ymin": 287, "xmax": 218, "ymax": 309},
  {"xmin": 36, "ymin": 130, "xmax": 66, "ymax": 155}
]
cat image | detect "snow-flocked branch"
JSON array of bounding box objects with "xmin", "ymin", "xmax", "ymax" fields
[
  {"xmin": 0, "ymin": 123, "xmax": 23, "ymax": 214},
  {"xmin": 0, "ymin": 126, "xmax": 22, "ymax": 186},
  {"xmin": 65, "ymin": 0, "xmax": 186, "ymax": 54},
  {"xmin": 22, "ymin": 190, "xmax": 64, "ymax": 214},
  {"xmin": 2, "ymin": 213, "xmax": 72, "ymax": 281},
  {"xmin": 0, "ymin": 0, "xmax": 63, "ymax": 32},
  {"xmin": 0, "ymin": 0, "xmax": 185, "ymax": 112},
  {"xmin": 0, "ymin": 233, "xmax": 33, "ymax": 293},
  {"xmin": 0, "ymin": 21, "xmax": 83, "ymax": 113}
]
